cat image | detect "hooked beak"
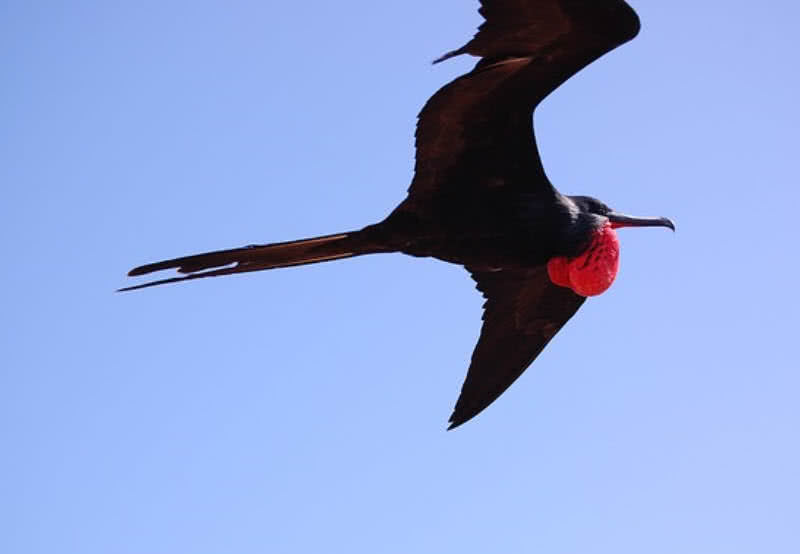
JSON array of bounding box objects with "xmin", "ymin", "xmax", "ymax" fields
[{"xmin": 607, "ymin": 211, "xmax": 675, "ymax": 231}]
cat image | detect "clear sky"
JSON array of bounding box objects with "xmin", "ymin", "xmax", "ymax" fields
[{"xmin": 3, "ymin": 1, "xmax": 799, "ymax": 553}]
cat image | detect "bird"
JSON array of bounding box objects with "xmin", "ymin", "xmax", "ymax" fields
[{"xmin": 122, "ymin": 0, "xmax": 674, "ymax": 429}]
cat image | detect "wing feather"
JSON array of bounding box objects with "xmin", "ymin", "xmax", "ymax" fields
[
  {"xmin": 410, "ymin": 0, "xmax": 640, "ymax": 199},
  {"xmin": 448, "ymin": 268, "xmax": 586, "ymax": 429}
]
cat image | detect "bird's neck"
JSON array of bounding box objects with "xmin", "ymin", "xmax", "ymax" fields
[{"xmin": 547, "ymin": 222, "xmax": 620, "ymax": 296}]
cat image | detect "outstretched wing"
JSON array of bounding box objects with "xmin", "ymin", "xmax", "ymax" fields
[
  {"xmin": 448, "ymin": 268, "xmax": 586, "ymax": 429},
  {"xmin": 410, "ymin": 0, "xmax": 640, "ymax": 200}
]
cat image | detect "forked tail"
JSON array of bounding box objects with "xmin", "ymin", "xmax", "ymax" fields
[{"xmin": 120, "ymin": 231, "xmax": 376, "ymax": 292}]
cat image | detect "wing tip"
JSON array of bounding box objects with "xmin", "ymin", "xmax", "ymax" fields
[
  {"xmin": 446, "ymin": 407, "xmax": 476, "ymax": 431},
  {"xmin": 432, "ymin": 46, "xmax": 467, "ymax": 65},
  {"xmin": 446, "ymin": 419, "xmax": 464, "ymax": 431}
]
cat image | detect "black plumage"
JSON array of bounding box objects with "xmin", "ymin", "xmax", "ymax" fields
[{"xmin": 123, "ymin": 0, "xmax": 674, "ymax": 429}]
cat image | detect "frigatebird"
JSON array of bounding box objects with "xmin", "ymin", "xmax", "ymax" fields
[{"xmin": 122, "ymin": 0, "xmax": 674, "ymax": 429}]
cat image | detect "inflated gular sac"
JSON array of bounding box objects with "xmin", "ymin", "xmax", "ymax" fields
[{"xmin": 547, "ymin": 223, "xmax": 620, "ymax": 297}]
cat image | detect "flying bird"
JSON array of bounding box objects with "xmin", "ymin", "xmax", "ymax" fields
[{"xmin": 122, "ymin": 0, "xmax": 674, "ymax": 429}]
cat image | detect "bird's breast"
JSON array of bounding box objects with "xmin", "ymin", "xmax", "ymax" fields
[{"xmin": 547, "ymin": 223, "xmax": 620, "ymax": 296}]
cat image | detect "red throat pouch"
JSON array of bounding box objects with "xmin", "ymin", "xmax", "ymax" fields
[{"xmin": 547, "ymin": 223, "xmax": 620, "ymax": 297}]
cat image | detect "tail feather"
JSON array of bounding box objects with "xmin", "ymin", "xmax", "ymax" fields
[{"xmin": 120, "ymin": 231, "xmax": 371, "ymax": 292}]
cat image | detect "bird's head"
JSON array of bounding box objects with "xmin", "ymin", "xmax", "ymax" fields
[
  {"xmin": 569, "ymin": 195, "xmax": 675, "ymax": 232},
  {"xmin": 548, "ymin": 196, "xmax": 674, "ymax": 297}
]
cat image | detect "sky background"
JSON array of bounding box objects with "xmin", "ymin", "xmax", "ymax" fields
[{"xmin": 3, "ymin": 1, "xmax": 799, "ymax": 552}]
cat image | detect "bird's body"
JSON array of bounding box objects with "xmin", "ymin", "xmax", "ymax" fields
[{"xmin": 123, "ymin": 0, "xmax": 674, "ymax": 429}]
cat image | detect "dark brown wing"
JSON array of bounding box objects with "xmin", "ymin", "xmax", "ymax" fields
[
  {"xmin": 410, "ymin": 0, "xmax": 640, "ymax": 199},
  {"xmin": 448, "ymin": 268, "xmax": 586, "ymax": 429}
]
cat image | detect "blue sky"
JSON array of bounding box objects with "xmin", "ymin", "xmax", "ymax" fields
[{"xmin": 3, "ymin": 1, "xmax": 799, "ymax": 552}]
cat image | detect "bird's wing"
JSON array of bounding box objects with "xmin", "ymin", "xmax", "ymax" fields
[
  {"xmin": 448, "ymin": 267, "xmax": 586, "ymax": 429},
  {"xmin": 409, "ymin": 0, "xmax": 640, "ymax": 199}
]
